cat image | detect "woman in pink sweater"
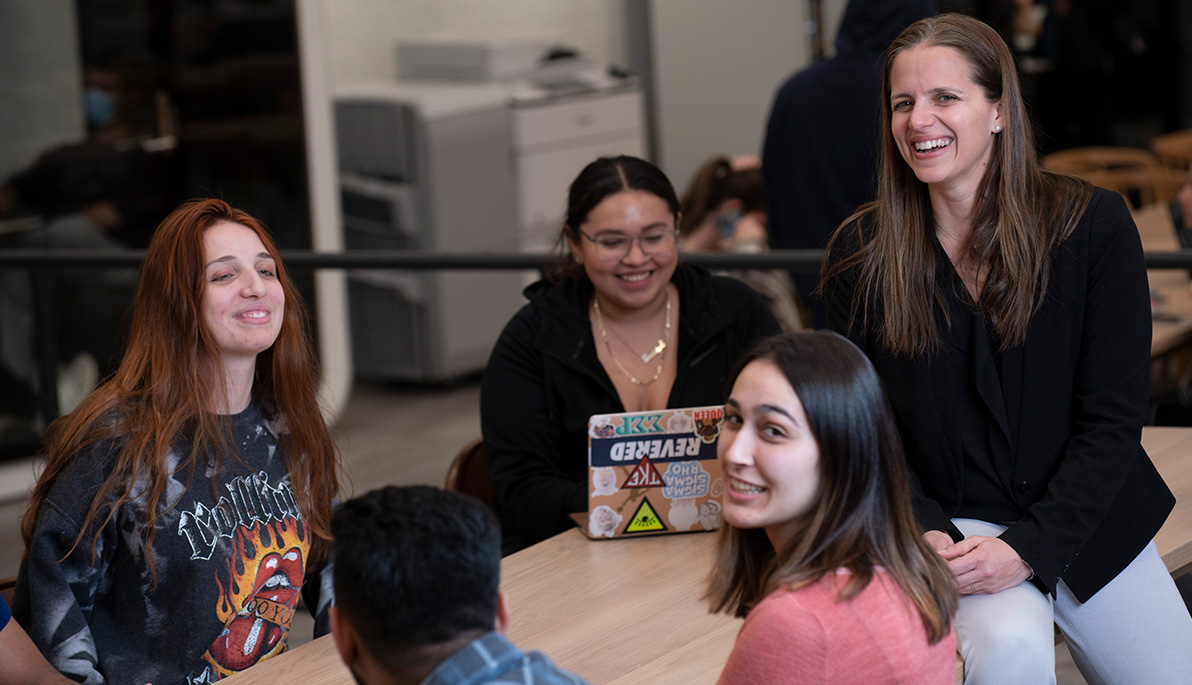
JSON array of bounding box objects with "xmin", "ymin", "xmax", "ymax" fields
[{"xmin": 708, "ymin": 331, "xmax": 957, "ymax": 684}]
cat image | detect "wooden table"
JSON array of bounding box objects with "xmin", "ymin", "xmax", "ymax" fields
[
  {"xmin": 1131, "ymin": 204, "xmax": 1192, "ymax": 404},
  {"xmin": 498, "ymin": 528, "xmax": 737, "ymax": 684},
  {"xmin": 223, "ymin": 428, "xmax": 1192, "ymax": 685},
  {"xmin": 1133, "ymin": 204, "xmax": 1192, "ymax": 360},
  {"xmin": 220, "ymin": 529, "xmax": 737, "ymax": 685},
  {"xmin": 1147, "ymin": 427, "xmax": 1192, "ymax": 576}
]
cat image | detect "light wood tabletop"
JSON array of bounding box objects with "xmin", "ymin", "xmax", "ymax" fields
[
  {"xmin": 498, "ymin": 527, "xmax": 737, "ymax": 684},
  {"xmin": 219, "ymin": 528, "xmax": 737, "ymax": 685},
  {"xmin": 222, "ymin": 427, "xmax": 1191, "ymax": 685},
  {"xmin": 1146, "ymin": 427, "xmax": 1192, "ymax": 576},
  {"xmin": 1133, "ymin": 203, "xmax": 1192, "ymax": 358}
]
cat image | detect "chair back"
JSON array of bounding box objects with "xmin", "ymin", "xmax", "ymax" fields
[
  {"xmin": 1081, "ymin": 167, "xmax": 1188, "ymax": 209},
  {"xmin": 1, "ymin": 575, "xmax": 15, "ymax": 608},
  {"xmin": 444, "ymin": 438, "xmax": 493, "ymax": 507},
  {"xmin": 1042, "ymin": 146, "xmax": 1160, "ymax": 174},
  {"xmin": 1151, "ymin": 129, "xmax": 1192, "ymax": 169}
]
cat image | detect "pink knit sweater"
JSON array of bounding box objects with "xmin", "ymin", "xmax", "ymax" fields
[{"xmin": 717, "ymin": 568, "xmax": 955, "ymax": 684}]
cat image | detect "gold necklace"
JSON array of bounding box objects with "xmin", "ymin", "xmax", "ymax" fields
[{"xmin": 593, "ymin": 291, "xmax": 672, "ymax": 386}]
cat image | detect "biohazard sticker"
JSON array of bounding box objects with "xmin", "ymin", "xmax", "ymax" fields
[
  {"xmin": 623, "ymin": 456, "xmax": 665, "ymax": 489},
  {"xmin": 624, "ymin": 497, "xmax": 668, "ymax": 534}
]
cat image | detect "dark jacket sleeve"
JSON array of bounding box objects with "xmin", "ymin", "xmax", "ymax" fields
[
  {"xmin": 481, "ymin": 306, "xmax": 587, "ymax": 550},
  {"xmin": 822, "ymin": 229, "xmax": 965, "ymax": 543},
  {"xmin": 998, "ymin": 191, "xmax": 1153, "ymax": 591},
  {"xmin": 715, "ymin": 273, "xmax": 783, "ymax": 352},
  {"xmin": 15, "ymin": 445, "xmax": 118, "ymax": 685},
  {"xmin": 302, "ymin": 501, "xmax": 338, "ymax": 639},
  {"xmin": 743, "ymin": 276, "xmax": 784, "ymax": 342}
]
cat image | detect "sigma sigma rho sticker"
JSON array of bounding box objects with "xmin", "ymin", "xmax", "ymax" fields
[{"xmin": 662, "ymin": 461, "xmax": 710, "ymax": 499}]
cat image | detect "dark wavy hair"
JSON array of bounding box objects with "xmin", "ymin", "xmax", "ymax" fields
[
  {"xmin": 332, "ymin": 486, "xmax": 500, "ymax": 676},
  {"xmin": 545, "ymin": 155, "xmax": 682, "ymax": 282},
  {"xmin": 706, "ymin": 331, "xmax": 956, "ymax": 644},
  {"xmin": 22, "ymin": 198, "xmax": 339, "ymax": 579}
]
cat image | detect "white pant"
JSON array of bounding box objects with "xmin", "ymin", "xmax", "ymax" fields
[{"xmin": 952, "ymin": 518, "xmax": 1192, "ymax": 685}]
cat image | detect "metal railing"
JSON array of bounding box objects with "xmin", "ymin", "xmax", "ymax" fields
[
  {"xmin": 3, "ymin": 249, "xmax": 1190, "ymax": 270},
  {"xmin": 3, "ymin": 248, "xmax": 1191, "ymax": 422}
]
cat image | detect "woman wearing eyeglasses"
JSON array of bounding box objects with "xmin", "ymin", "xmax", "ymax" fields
[{"xmin": 482, "ymin": 155, "xmax": 781, "ymax": 553}]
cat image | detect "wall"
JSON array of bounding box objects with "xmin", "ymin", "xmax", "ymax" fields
[
  {"xmin": 648, "ymin": 0, "xmax": 849, "ymax": 190},
  {"xmin": 320, "ymin": 0, "xmax": 853, "ymax": 194},
  {"xmin": 0, "ymin": 1, "xmax": 85, "ymax": 178},
  {"xmin": 322, "ymin": 0, "xmax": 630, "ymax": 86}
]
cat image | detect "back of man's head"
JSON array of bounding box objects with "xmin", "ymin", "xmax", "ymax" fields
[{"xmin": 331, "ymin": 486, "xmax": 501, "ymax": 676}]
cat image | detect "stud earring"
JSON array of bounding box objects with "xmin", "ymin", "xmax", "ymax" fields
[{"xmin": 994, "ymin": 125, "xmax": 1001, "ymax": 132}]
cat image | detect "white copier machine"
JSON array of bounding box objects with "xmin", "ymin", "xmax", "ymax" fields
[{"xmin": 336, "ymin": 38, "xmax": 646, "ymax": 382}]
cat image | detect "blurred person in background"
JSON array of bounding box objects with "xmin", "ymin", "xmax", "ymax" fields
[
  {"xmin": 679, "ymin": 154, "xmax": 805, "ymax": 333},
  {"xmin": 762, "ymin": 0, "xmax": 937, "ymax": 328}
]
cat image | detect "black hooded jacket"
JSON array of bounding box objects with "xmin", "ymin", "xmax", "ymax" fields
[
  {"xmin": 480, "ymin": 265, "xmax": 780, "ymax": 553},
  {"xmin": 762, "ymin": 0, "xmax": 936, "ymax": 327}
]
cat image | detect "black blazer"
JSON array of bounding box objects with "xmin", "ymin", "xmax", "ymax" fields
[{"xmin": 825, "ymin": 188, "xmax": 1173, "ymax": 602}]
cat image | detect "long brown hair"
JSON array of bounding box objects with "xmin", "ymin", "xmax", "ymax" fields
[
  {"xmin": 706, "ymin": 332, "xmax": 956, "ymax": 644},
  {"xmin": 821, "ymin": 13, "xmax": 1092, "ymax": 356},
  {"xmin": 21, "ymin": 198, "xmax": 339, "ymax": 579}
]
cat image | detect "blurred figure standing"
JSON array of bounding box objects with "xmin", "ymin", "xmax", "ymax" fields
[{"xmin": 762, "ymin": 0, "xmax": 936, "ymax": 328}]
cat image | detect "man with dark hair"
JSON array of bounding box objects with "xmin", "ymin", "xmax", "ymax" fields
[{"xmin": 329, "ymin": 486, "xmax": 587, "ymax": 685}]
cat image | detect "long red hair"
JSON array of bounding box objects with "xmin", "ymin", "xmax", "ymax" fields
[{"xmin": 21, "ymin": 198, "xmax": 339, "ymax": 579}]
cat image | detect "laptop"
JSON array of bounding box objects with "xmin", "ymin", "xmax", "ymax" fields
[{"xmin": 571, "ymin": 405, "xmax": 726, "ymax": 539}]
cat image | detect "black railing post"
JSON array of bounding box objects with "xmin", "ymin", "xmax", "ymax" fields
[{"xmin": 31, "ymin": 269, "xmax": 59, "ymax": 422}]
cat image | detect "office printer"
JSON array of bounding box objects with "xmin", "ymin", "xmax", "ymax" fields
[{"xmin": 335, "ymin": 40, "xmax": 645, "ymax": 382}]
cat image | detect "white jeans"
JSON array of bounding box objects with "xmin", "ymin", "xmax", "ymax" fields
[{"xmin": 952, "ymin": 518, "xmax": 1192, "ymax": 685}]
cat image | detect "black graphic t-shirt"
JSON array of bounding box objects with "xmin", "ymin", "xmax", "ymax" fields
[{"xmin": 14, "ymin": 400, "xmax": 332, "ymax": 685}]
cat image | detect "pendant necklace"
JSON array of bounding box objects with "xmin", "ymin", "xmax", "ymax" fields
[{"xmin": 593, "ymin": 291, "xmax": 672, "ymax": 386}]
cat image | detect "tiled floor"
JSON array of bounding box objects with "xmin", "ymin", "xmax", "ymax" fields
[{"xmin": 0, "ymin": 379, "xmax": 1094, "ymax": 682}]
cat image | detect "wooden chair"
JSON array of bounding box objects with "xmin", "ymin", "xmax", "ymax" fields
[
  {"xmin": 1041, "ymin": 146, "xmax": 1161, "ymax": 175},
  {"xmin": 444, "ymin": 437, "xmax": 493, "ymax": 507},
  {"xmin": 1081, "ymin": 167, "xmax": 1188, "ymax": 209},
  {"xmin": 1, "ymin": 575, "xmax": 15, "ymax": 607},
  {"xmin": 1151, "ymin": 129, "xmax": 1192, "ymax": 169}
]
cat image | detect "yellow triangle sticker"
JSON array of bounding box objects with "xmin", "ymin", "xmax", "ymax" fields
[{"xmin": 624, "ymin": 496, "xmax": 668, "ymax": 534}]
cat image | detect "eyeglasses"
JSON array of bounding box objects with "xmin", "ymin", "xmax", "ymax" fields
[{"xmin": 577, "ymin": 228, "xmax": 678, "ymax": 262}]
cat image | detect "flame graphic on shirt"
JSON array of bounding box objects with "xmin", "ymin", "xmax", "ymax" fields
[{"xmin": 199, "ymin": 518, "xmax": 309, "ymax": 679}]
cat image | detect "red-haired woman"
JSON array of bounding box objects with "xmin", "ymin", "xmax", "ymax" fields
[{"xmin": 14, "ymin": 199, "xmax": 340, "ymax": 684}]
